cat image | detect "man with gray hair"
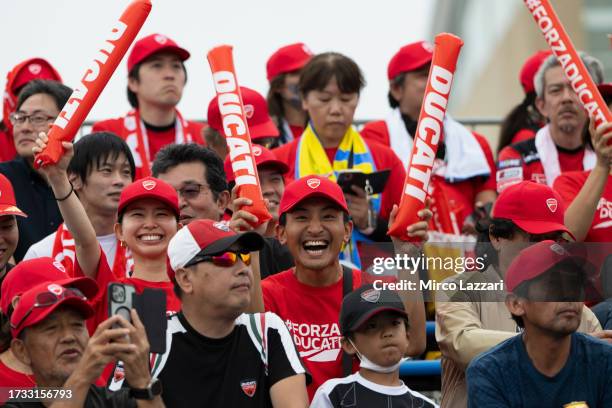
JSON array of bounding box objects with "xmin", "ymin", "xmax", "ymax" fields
[{"xmin": 496, "ymin": 52, "xmax": 604, "ymax": 192}]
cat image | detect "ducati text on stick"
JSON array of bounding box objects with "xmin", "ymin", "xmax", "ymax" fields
[
  {"xmin": 213, "ymin": 71, "xmax": 257, "ymax": 187},
  {"xmin": 404, "ymin": 65, "xmax": 453, "ymax": 202}
]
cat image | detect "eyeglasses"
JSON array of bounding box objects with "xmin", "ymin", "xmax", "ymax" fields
[
  {"xmin": 185, "ymin": 251, "xmax": 251, "ymax": 268},
  {"xmin": 9, "ymin": 112, "xmax": 56, "ymax": 127},
  {"xmin": 177, "ymin": 183, "xmax": 211, "ymax": 200},
  {"xmin": 10, "ymin": 287, "xmax": 86, "ymax": 331}
]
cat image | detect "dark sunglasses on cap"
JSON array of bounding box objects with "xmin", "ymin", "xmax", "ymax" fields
[
  {"xmin": 10, "ymin": 287, "xmax": 86, "ymax": 331},
  {"xmin": 185, "ymin": 251, "xmax": 252, "ymax": 268}
]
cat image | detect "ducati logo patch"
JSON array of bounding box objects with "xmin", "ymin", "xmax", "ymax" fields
[
  {"xmin": 252, "ymin": 145, "xmax": 263, "ymax": 157},
  {"xmin": 213, "ymin": 221, "xmax": 230, "ymax": 232},
  {"xmin": 361, "ymin": 288, "xmax": 381, "ymax": 303},
  {"xmin": 244, "ymin": 104, "xmax": 254, "ymax": 119},
  {"xmin": 546, "ymin": 198, "xmax": 558, "ymax": 213},
  {"xmin": 142, "ymin": 180, "xmax": 156, "ymax": 190},
  {"xmin": 28, "ymin": 63, "xmax": 42, "ymax": 75},
  {"xmin": 306, "ymin": 178, "xmax": 320, "ymax": 189},
  {"xmin": 154, "ymin": 34, "xmax": 168, "ymax": 44},
  {"xmin": 240, "ymin": 380, "xmax": 257, "ymax": 397},
  {"xmin": 47, "ymin": 284, "xmax": 64, "ymax": 296}
]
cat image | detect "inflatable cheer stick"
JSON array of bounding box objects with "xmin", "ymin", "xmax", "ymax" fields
[
  {"xmin": 34, "ymin": 0, "xmax": 152, "ymax": 168},
  {"xmin": 388, "ymin": 33, "xmax": 463, "ymax": 241},
  {"xmin": 524, "ymin": 0, "xmax": 611, "ymax": 133},
  {"xmin": 207, "ymin": 45, "xmax": 272, "ymax": 227}
]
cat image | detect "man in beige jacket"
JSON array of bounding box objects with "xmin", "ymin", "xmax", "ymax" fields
[{"xmin": 435, "ymin": 181, "xmax": 608, "ymax": 408}]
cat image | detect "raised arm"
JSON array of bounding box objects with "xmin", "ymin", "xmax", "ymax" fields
[
  {"xmin": 560, "ymin": 121, "xmax": 612, "ymax": 242},
  {"xmin": 33, "ymin": 133, "xmax": 101, "ymax": 277}
]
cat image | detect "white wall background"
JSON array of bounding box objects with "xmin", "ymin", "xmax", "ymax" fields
[{"xmin": 1, "ymin": 0, "xmax": 432, "ymax": 122}]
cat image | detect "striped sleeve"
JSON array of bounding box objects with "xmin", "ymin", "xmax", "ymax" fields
[{"xmin": 264, "ymin": 312, "xmax": 310, "ymax": 386}]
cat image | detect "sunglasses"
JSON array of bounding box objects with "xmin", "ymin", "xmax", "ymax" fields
[
  {"xmin": 11, "ymin": 287, "xmax": 86, "ymax": 331},
  {"xmin": 186, "ymin": 251, "xmax": 251, "ymax": 268}
]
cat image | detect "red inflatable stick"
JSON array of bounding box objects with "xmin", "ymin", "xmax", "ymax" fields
[
  {"xmin": 207, "ymin": 45, "xmax": 272, "ymax": 227},
  {"xmin": 34, "ymin": 0, "xmax": 152, "ymax": 168},
  {"xmin": 388, "ymin": 33, "xmax": 463, "ymax": 241},
  {"xmin": 524, "ymin": 0, "xmax": 611, "ymax": 133}
]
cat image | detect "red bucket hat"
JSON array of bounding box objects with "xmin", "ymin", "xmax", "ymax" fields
[{"xmin": 127, "ymin": 33, "xmax": 190, "ymax": 73}]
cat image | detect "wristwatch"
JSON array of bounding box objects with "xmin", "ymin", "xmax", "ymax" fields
[{"xmin": 129, "ymin": 378, "xmax": 162, "ymax": 400}]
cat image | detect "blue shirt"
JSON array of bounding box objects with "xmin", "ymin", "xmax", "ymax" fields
[{"xmin": 467, "ymin": 332, "xmax": 612, "ymax": 408}]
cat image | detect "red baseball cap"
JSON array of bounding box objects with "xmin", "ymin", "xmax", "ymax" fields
[
  {"xmin": 505, "ymin": 240, "xmax": 593, "ymax": 292},
  {"xmin": 520, "ymin": 50, "xmax": 552, "ymax": 94},
  {"xmin": 167, "ymin": 219, "xmax": 264, "ymax": 272},
  {"xmin": 0, "ymin": 174, "xmax": 26, "ymax": 218},
  {"xmin": 492, "ymin": 181, "xmax": 573, "ymax": 239},
  {"xmin": 387, "ymin": 41, "xmax": 434, "ymax": 80},
  {"xmin": 266, "ymin": 43, "xmax": 313, "ymax": 81},
  {"xmin": 11, "ymin": 58, "xmax": 62, "ymax": 92},
  {"xmin": 224, "ymin": 144, "xmax": 289, "ymax": 183},
  {"xmin": 117, "ymin": 177, "xmax": 179, "ymax": 218},
  {"xmin": 1, "ymin": 257, "xmax": 98, "ymax": 314},
  {"xmin": 279, "ymin": 175, "xmax": 348, "ymax": 217},
  {"xmin": 10, "ymin": 280, "xmax": 96, "ymax": 338},
  {"xmin": 127, "ymin": 33, "xmax": 190, "ymax": 73},
  {"xmin": 207, "ymin": 86, "xmax": 279, "ymax": 140}
]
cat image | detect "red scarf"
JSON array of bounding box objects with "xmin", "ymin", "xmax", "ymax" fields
[
  {"xmin": 123, "ymin": 109, "xmax": 195, "ymax": 178},
  {"xmin": 51, "ymin": 223, "xmax": 133, "ymax": 278}
]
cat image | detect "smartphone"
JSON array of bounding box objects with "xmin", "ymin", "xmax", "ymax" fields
[
  {"xmin": 336, "ymin": 169, "xmax": 391, "ymax": 195},
  {"xmin": 107, "ymin": 283, "xmax": 167, "ymax": 354},
  {"xmin": 108, "ymin": 283, "xmax": 136, "ymax": 325}
]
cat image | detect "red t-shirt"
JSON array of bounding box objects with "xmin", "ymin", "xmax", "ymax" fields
[
  {"xmin": 289, "ymin": 124, "xmax": 304, "ymax": 139},
  {"xmin": 273, "ymin": 137, "xmax": 405, "ymax": 221},
  {"xmin": 0, "ymin": 128, "xmax": 17, "ymax": 163},
  {"xmin": 360, "ymin": 120, "xmax": 496, "ymax": 229},
  {"xmin": 92, "ymin": 114, "xmax": 205, "ymax": 180},
  {"xmin": 262, "ymin": 268, "xmax": 385, "ymax": 399},
  {"xmin": 0, "ymin": 359, "xmax": 35, "ymax": 394},
  {"xmin": 553, "ymin": 170, "xmax": 612, "ymax": 242},
  {"xmin": 75, "ymin": 252, "xmax": 180, "ymax": 334}
]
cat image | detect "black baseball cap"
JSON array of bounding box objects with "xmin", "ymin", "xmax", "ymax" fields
[{"xmin": 339, "ymin": 284, "xmax": 407, "ymax": 336}]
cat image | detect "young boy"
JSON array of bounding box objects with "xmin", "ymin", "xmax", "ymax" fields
[{"xmin": 311, "ymin": 284, "xmax": 437, "ymax": 407}]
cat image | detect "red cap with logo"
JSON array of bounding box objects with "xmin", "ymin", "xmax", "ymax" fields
[
  {"xmin": 387, "ymin": 41, "xmax": 434, "ymax": 80},
  {"xmin": 224, "ymin": 144, "xmax": 289, "ymax": 183},
  {"xmin": 10, "ymin": 280, "xmax": 97, "ymax": 338},
  {"xmin": 127, "ymin": 33, "xmax": 190, "ymax": 73},
  {"xmin": 207, "ymin": 86, "xmax": 279, "ymax": 140},
  {"xmin": 266, "ymin": 43, "xmax": 313, "ymax": 81},
  {"xmin": 505, "ymin": 240, "xmax": 592, "ymax": 292},
  {"xmin": 167, "ymin": 219, "xmax": 264, "ymax": 273},
  {"xmin": 279, "ymin": 175, "xmax": 348, "ymax": 217},
  {"xmin": 1, "ymin": 257, "xmax": 98, "ymax": 314},
  {"xmin": 492, "ymin": 181, "xmax": 573, "ymax": 238},
  {"xmin": 117, "ymin": 177, "xmax": 179, "ymax": 218},
  {"xmin": 520, "ymin": 50, "xmax": 552, "ymax": 94},
  {"xmin": 0, "ymin": 173, "xmax": 26, "ymax": 218}
]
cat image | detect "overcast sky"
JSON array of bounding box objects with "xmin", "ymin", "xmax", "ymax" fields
[{"xmin": 2, "ymin": 0, "xmax": 432, "ymax": 122}]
